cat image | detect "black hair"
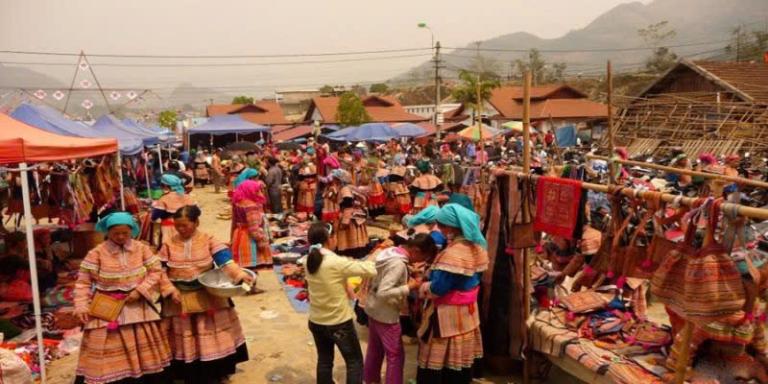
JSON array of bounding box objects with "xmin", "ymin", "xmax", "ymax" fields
[
  {"xmin": 306, "ymin": 222, "xmax": 331, "ymax": 274},
  {"xmin": 174, "ymin": 205, "xmax": 202, "ymax": 222},
  {"xmin": 404, "ymin": 233, "xmax": 438, "ymax": 261},
  {"xmin": 267, "ymin": 157, "xmax": 279, "ymax": 166},
  {"xmin": 4, "ymin": 232, "xmax": 27, "ymax": 249}
]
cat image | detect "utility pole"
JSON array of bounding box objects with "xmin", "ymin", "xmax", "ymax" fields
[{"xmin": 434, "ymin": 41, "xmax": 442, "ymax": 140}]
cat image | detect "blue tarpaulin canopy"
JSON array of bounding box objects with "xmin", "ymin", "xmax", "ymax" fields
[
  {"xmin": 188, "ymin": 115, "xmax": 270, "ymax": 135},
  {"xmin": 122, "ymin": 119, "xmax": 174, "ymax": 143},
  {"xmin": 391, "ymin": 123, "xmax": 427, "ymax": 138},
  {"xmin": 93, "ymin": 115, "xmax": 163, "ymax": 146},
  {"xmin": 325, "ymin": 123, "xmax": 401, "ymax": 142},
  {"xmin": 555, "ymin": 125, "xmax": 577, "ymax": 148},
  {"xmin": 11, "ymin": 103, "xmax": 144, "ymax": 155}
]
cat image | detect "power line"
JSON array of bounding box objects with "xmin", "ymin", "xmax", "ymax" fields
[
  {"xmin": 442, "ymin": 39, "xmax": 732, "ymax": 53},
  {"xmin": 0, "ymin": 47, "xmax": 432, "ymax": 59},
  {"xmin": 0, "ymin": 53, "xmax": 432, "ymax": 68}
]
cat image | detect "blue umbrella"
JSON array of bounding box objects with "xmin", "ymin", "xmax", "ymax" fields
[
  {"xmin": 332, "ymin": 123, "xmax": 400, "ymax": 142},
  {"xmin": 392, "ymin": 123, "xmax": 427, "ymax": 137}
]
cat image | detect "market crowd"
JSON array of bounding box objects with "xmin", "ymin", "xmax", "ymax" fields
[{"xmin": 1, "ymin": 130, "xmax": 766, "ymax": 384}]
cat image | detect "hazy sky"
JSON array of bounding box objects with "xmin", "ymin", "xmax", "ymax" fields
[{"xmin": 0, "ymin": 0, "xmax": 645, "ymax": 100}]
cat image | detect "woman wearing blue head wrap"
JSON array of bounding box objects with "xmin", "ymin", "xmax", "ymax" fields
[
  {"xmin": 73, "ymin": 211, "xmax": 171, "ymax": 383},
  {"xmin": 152, "ymin": 175, "xmax": 197, "ymax": 243},
  {"xmin": 446, "ymin": 193, "xmax": 475, "ymax": 213},
  {"xmin": 233, "ymin": 168, "xmax": 259, "ymax": 188},
  {"xmin": 161, "ymin": 174, "xmax": 185, "ymax": 195},
  {"xmin": 416, "ymin": 203, "xmax": 488, "ymax": 383},
  {"xmin": 404, "ymin": 206, "xmax": 447, "ymax": 251},
  {"xmin": 407, "ymin": 205, "xmax": 439, "ymax": 228}
]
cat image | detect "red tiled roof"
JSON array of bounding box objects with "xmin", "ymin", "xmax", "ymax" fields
[
  {"xmin": 304, "ymin": 95, "xmax": 429, "ymax": 124},
  {"xmin": 273, "ymin": 125, "xmax": 314, "ymax": 142},
  {"xmin": 488, "ymin": 85, "xmax": 588, "ymax": 117},
  {"xmin": 489, "ymin": 98, "xmax": 607, "ymax": 120},
  {"xmin": 688, "ymin": 61, "xmax": 768, "ymax": 104},
  {"xmin": 206, "ymin": 101, "xmax": 289, "ymax": 125}
]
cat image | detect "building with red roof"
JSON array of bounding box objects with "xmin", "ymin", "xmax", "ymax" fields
[
  {"xmin": 303, "ymin": 95, "xmax": 429, "ymax": 125},
  {"xmin": 206, "ymin": 101, "xmax": 290, "ymax": 126}
]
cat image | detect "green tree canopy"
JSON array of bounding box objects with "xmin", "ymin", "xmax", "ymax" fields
[
  {"xmin": 726, "ymin": 26, "xmax": 768, "ymax": 62},
  {"xmin": 369, "ymin": 83, "xmax": 389, "ymax": 93},
  {"xmin": 335, "ymin": 92, "xmax": 371, "ymax": 127},
  {"xmin": 319, "ymin": 85, "xmax": 336, "ymax": 95},
  {"xmin": 158, "ymin": 110, "xmax": 178, "ymax": 130},
  {"xmin": 638, "ymin": 21, "xmax": 678, "ymax": 73},
  {"xmin": 232, "ymin": 95, "xmax": 254, "ymax": 104},
  {"xmin": 514, "ymin": 49, "xmax": 568, "ymax": 84},
  {"xmin": 451, "ymin": 69, "xmax": 500, "ymax": 123}
]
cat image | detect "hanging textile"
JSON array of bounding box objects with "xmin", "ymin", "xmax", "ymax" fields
[
  {"xmin": 480, "ymin": 173, "xmax": 529, "ymax": 360},
  {"xmin": 533, "ymin": 176, "xmax": 582, "ymax": 239}
]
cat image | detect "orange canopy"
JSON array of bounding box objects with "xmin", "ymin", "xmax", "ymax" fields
[{"xmin": 0, "ymin": 113, "xmax": 118, "ymax": 164}]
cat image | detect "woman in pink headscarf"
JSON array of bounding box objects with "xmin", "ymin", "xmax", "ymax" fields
[{"xmin": 231, "ymin": 180, "xmax": 273, "ymax": 268}]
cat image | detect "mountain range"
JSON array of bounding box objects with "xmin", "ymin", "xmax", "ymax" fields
[{"xmin": 399, "ymin": 0, "xmax": 768, "ymax": 81}]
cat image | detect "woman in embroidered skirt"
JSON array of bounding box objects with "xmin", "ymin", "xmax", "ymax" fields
[
  {"xmin": 410, "ymin": 160, "xmax": 444, "ymax": 213},
  {"xmin": 334, "ymin": 169, "xmax": 370, "ymax": 258},
  {"xmin": 321, "ymin": 172, "xmax": 341, "ymax": 224},
  {"xmin": 367, "ymin": 162, "xmax": 388, "ymax": 218},
  {"xmin": 231, "ymin": 180, "xmax": 273, "ymax": 268},
  {"xmin": 192, "ymin": 153, "xmax": 210, "ymax": 188},
  {"xmin": 386, "ymin": 166, "xmax": 412, "ymax": 222},
  {"xmin": 74, "ymin": 212, "xmax": 171, "ymax": 384},
  {"xmin": 152, "ymin": 174, "xmax": 197, "ymax": 244},
  {"xmin": 416, "ymin": 203, "xmax": 488, "ymax": 384},
  {"xmin": 296, "ymin": 161, "xmax": 318, "ymax": 214},
  {"xmin": 159, "ymin": 205, "xmax": 253, "ymax": 384}
]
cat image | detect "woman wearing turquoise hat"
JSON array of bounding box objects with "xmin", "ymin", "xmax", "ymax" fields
[
  {"xmin": 74, "ymin": 212, "xmax": 171, "ymax": 384},
  {"xmin": 416, "ymin": 204, "xmax": 488, "ymax": 384}
]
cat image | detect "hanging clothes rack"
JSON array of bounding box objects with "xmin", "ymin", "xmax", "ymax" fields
[{"xmin": 586, "ymin": 154, "xmax": 768, "ymax": 190}]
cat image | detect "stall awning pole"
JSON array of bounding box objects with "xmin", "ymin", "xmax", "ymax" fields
[
  {"xmin": 157, "ymin": 146, "xmax": 164, "ymax": 174},
  {"xmin": 143, "ymin": 154, "xmax": 153, "ymax": 201},
  {"xmin": 20, "ymin": 162, "xmax": 47, "ymax": 383},
  {"xmin": 116, "ymin": 152, "xmax": 125, "ymax": 210},
  {"xmin": 522, "ymin": 70, "xmax": 532, "ymax": 384}
]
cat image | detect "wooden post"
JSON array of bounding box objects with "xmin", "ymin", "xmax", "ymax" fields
[
  {"xmin": 523, "ymin": 72, "xmax": 532, "ymax": 171},
  {"xmin": 522, "ymin": 70, "xmax": 532, "ymax": 384},
  {"xmin": 606, "ymin": 60, "xmax": 615, "ymax": 184},
  {"xmin": 477, "ymin": 72, "xmax": 483, "ymax": 143}
]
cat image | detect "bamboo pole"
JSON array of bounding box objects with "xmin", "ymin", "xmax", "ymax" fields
[
  {"xmin": 607, "ymin": 61, "xmax": 615, "ymax": 184},
  {"xmin": 522, "ymin": 71, "xmax": 532, "ymax": 384},
  {"xmin": 494, "ymin": 169, "xmax": 768, "ymax": 220},
  {"xmin": 585, "ymin": 154, "xmax": 768, "ymax": 189}
]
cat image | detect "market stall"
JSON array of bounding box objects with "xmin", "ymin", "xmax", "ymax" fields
[
  {"xmin": 0, "ymin": 113, "xmax": 118, "ymax": 383},
  {"xmin": 487, "ymin": 70, "xmax": 768, "ymax": 384}
]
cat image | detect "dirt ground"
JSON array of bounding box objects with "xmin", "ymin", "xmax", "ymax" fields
[{"xmin": 47, "ymin": 186, "xmax": 577, "ymax": 384}]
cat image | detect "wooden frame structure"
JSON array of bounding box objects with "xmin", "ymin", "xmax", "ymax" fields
[{"xmin": 605, "ymin": 59, "xmax": 768, "ymax": 157}]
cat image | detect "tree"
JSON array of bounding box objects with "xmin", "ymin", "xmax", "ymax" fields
[
  {"xmin": 726, "ymin": 25, "xmax": 768, "ymax": 62},
  {"xmin": 638, "ymin": 21, "xmax": 678, "ymax": 73},
  {"xmin": 335, "ymin": 92, "xmax": 371, "ymax": 127},
  {"xmin": 514, "ymin": 49, "xmax": 568, "ymax": 84},
  {"xmin": 231, "ymin": 95, "xmax": 254, "ymax": 104},
  {"xmin": 319, "ymin": 85, "xmax": 336, "ymax": 95},
  {"xmin": 369, "ymin": 83, "xmax": 389, "ymax": 93},
  {"xmin": 451, "ymin": 69, "xmax": 501, "ymax": 124},
  {"xmin": 159, "ymin": 110, "xmax": 178, "ymax": 131}
]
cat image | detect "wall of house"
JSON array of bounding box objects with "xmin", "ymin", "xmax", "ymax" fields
[{"xmin": 649, "ymin": 67, "xmax": 727, "ymax": 95}]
